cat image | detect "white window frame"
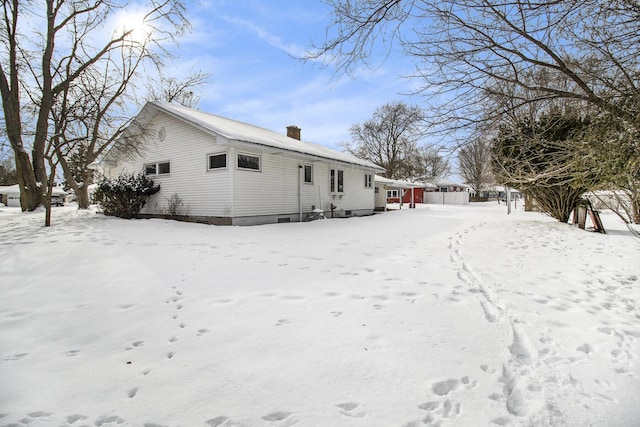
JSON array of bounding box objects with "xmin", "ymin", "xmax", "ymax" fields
[
  {"xmin": 207, "ymin": 152, "xmax": 227, "ymax": 171},
  {"xmin": 364, "ymin": 173, "xmax": 373, "ymax": 188},
  {"xmin": 237, "ymin": 152, "xmax": 261, "ymax": 171},
  {"xmin": 304, "ymin": 164, "xmax": 313, "ymax": 184},
  {"xmin": 330, "ymin": 168, "xmax": 344, "ymax": 193},
  {"xmin": 144, "ymin": 161, "xmax": 171, "ymax": 176}
]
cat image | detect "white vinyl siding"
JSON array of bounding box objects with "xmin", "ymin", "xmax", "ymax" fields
[
  {"xmin": 109, "ymin": 111, "xmax": 232, "ymax": 217},
  {"xmin": 109, "ymin": 110, "xmax": 378, "ymax": 222},
  {"xmin": 233, "ymin": 157, "xmax": 375, "ymax": 217},
  {"xmin": 233, "ymin": 150, "xmax": 302, "ymax": 216}
]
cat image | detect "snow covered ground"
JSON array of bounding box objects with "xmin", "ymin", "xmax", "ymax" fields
[{"xmin": 1, "ymin": 202, "xmax": 639, "ymax": 427}]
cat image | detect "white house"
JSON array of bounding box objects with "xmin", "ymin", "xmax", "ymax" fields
[{"xmin": 98, "ymin": 102, "xmax": 385, "ymax": 225}]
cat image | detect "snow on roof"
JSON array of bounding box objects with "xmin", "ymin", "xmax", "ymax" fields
[
  {"xmin": 431, "ymin": 178, "xmax": 471, "ymax": 188},
  {"xmin": 145, "ymin": 101, "xmax": 385, "ymax": 172},
  {"xmin": 374, "ymin": 175, "xmax": 429, "ymax": 189},
  {"xmin": 0, "ymin": 185, "xmax": 67, "ymax": 195}
]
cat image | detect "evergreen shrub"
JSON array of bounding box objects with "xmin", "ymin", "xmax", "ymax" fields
[{"xmin": 95, "ymin": 173, "xmax": 160, "ymax": 219}]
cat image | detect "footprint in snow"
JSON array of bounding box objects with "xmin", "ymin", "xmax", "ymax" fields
[
  {"xmin": 66, "ymin": 414, "xmax": 88, "ymax": 424},
  {"xmin": 27, "ymin": 411, "xmax": 51, "ymax": 418},
  {"xmin": 94, "ymin": 415, "xmax": 125, "ymax": 426},
  {"xmin": 432, "ymin": 379, "xmax": 460, "ymax": 396},
  {"xmin": 262, "ymin": 411, "xmax": 298, "ymax": 425},
  {"xmin": 418, "ymin": 401, "xmax": 440, "ymax": 411},
  {"xmin": 336, "ymin": 402, "xmax": 366, "ymax": 418},
  {"xmin": 206, "ymin": 416, "xmax": 229, "ymax": 426},
  {"xmin": 4, "ymin": 353, "xmax": 28, "ymax": 361}
]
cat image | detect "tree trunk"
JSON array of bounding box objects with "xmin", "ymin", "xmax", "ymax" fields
[
  {"xmin": 76, "ymin": 185, "xmax": 91, "ymax": 209},
  {"xmin": 44, "ymin": 191, "xmax": 52, "ymax": 227},
  {"xmin": 58, "ymin": 157, "xmax": 92, "ymax": 209},
  {"xmin": 14, "ymin": 151, "xmax": 42, "ymax": 211}
]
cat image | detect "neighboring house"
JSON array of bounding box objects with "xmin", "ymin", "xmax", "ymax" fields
[
  {"xmin": 374, "ymin": 176, "xmax": 470, "ymax": 207},
  {"xmin": 473, "ymin": 185, "xmax": 522, "ymax": 202},
  {"xmin": 426, "ymin": 178, "xmax": 472, "ymax": 193},
  {"xmin": 0, "ymin": 185, "xmax": 17, "ymax": 206},
  {"xmin": 97, "ymin": 101, "xmax": 385, "ymax": 225},
  {"xmin": 374, "ymin": 176, "xmax": 432, "ymax": 209},
  {"xmin": 422, "ymin": 178, "xmax": 471, "ymax": 205},
  {"xmin": 0, "ymin": 185, "xmax": 67, "ymax": 207}
]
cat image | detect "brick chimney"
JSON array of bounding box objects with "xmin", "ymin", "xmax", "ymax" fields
[{"xmin": 286, "ymin": 125, "xmax": 301, "ymax": 140}]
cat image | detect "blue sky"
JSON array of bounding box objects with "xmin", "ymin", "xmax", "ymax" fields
[{"xmin": 173, "ymin": 1, "xmax": 421, "ymax": 151}]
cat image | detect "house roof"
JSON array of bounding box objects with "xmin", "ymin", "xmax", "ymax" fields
[
  {"xmin": 0, "ymin": 185, "xmax": 67, "ymax": 195},
  {"xmin": 374, "ymin": 175, "xmax": 431, "ymax": 189},
  {"xmin": 117, "ymin": 101, "xmax": 385, "ymax": 172},
  {"xmin": 431, "ymin": 178, "xmax": 471, "ymax": 188}
]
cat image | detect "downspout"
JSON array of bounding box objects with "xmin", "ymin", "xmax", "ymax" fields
[
  {"xmin": 298, "ymin": 164, "xmax": 303, "ymax": 222},
  {"xmin": 229, "ymin": 147, "xmax": 235, "ymax": 220}
]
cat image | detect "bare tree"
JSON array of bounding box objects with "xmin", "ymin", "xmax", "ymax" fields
[
  {"xmin": 457, "ymin": 137, "xmax": 493, "ymax": 194},
  {"xmin": 0, "ymin": 155, "xmax": 17, "ymax": 185},
  {"xmin": 311, "ymin": 0, "xmax": 640, "ymax": 131},
  {"xmin": 145, "ymin": 70, "xmax": 210, "ymax": 109},
  {"xmin": 415, "ymin": 145, "xmax": 450, "ymax": 181},
  {"xmin": 343, "ymin": 101, "xmax": 424, "ymax": 179},
  {"xmin": 0, "ymin": 0, "xmax": 188, "ymax": 212}
]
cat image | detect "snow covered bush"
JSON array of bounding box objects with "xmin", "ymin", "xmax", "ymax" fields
[{"xmin": 94, "ymin": 173, "xmax": 160, "ymax": 219}]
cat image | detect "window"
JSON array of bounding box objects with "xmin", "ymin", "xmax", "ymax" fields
[
  {"xmin": 237, "ymin": 153, "xmax": 260, "ymax": 171},
  {"xmin": 208, "ymin": 153, "xmax": 227, "ymax": 170},
  {"xmin": 364, "ymin": 174, "xmax": 373, "ymax": 188},
  {"xmin": 304, "ymin": 164, "xmax": 313, "ymax": 184},
  {"xmin": 158, "ymin": 162, "xmax": 170, "ymax": 174},
  {"xmin": 145, "ymin": 161, "xmax": 170, "ymax": 176},
  {"xmin": 330, "ymin": 169, "xmax": 344, "ymax": 193}
]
